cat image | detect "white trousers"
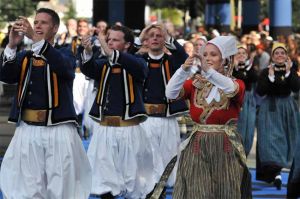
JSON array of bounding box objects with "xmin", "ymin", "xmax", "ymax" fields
[
  {"xmin": 140, "ymin": 117, "xmax": 180, "ymax": 186},
  {"xmin": 87, "ymin": 124, "xmax": 156, "ymax": 199},
  {"xmin": 83, "ymin": 80, "xmax": 97, "ymax": 134},
  {"xmin": 73, "ymin": 72, "xmax": 89, "ymax": 115},
  {"xmin": 0, "ymin": 122, "xmax": 92, "ymax": 199}
]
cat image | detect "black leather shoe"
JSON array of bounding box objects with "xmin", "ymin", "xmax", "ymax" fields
[
  {"xmin": 100, "ymin": 192, "xmax": 114, "ymax": 199},
  {"xmin": 274, "ymin": 178, "xmax": 282, "ymax": 190}
]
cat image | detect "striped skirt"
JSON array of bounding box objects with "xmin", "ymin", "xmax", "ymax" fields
[
  {"xmin": 173, "ymin": 126, "xmax": 252, "ymax": 199},
  {"xmin": 237, "ymin": 90, "xmax": 256, "ymax": 155},
  {"xmin": 257, "ymin": 96, "xmax": 300, "ymax": 168}
]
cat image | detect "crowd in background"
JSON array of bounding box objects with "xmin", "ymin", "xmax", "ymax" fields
[{"xmin": 1, "ymin": 13, "xmax": 300, "ymax": 198}]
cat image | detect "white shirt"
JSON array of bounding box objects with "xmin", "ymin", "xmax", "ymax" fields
[{"xmin": 165, "ymin": 66, "xmax": 236, "ymax": 104}]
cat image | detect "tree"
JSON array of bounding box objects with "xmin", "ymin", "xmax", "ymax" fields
[
  {"xmin": 292, "ymin": 0, "xmax": 300, "ymax": 31},
  {"xmin": 147, "ymin": 0, "xmax": 205, "ymax": 13},
  {"xmin": 0, "ymin": 0, "xmax": 37, "ymax": 22},
  {"xmin": 63, "ymin": 0, "xmax": 77, "ymax": 22}
]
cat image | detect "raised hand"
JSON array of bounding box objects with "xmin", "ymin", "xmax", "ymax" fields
[
  {"xmin": 97, "ymin": 32, "xmax": 112, "ymax": 57},
  {"xmin": 233, "ymin": 56, "xmax": 239, "ymax": 70},
  {"xmin": 8, "ymin": 18, "xmax": 25, "ymax": 49},
  {"xmin": 81, "ymin": 35, "xmax": 92, "ymax": 54},
  {"xmin": 286, "ymin": 57, "xmax": 292, "ymax": 73},
  {"xmin": 194, "ymin": 53, "xmax": 210, "ymax": 72},
  {"xmin": 182, "ymin": 56, "xmax": 195, "ymax": 71},
  {"xmin": 17, "ymin": 16, "xmax": 34, "ymax": 40},
  {"xmin": 268, "ymin": 64, "xmax": 275, "ymax": 76}
]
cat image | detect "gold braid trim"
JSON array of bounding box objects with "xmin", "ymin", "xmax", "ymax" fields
[
  {"xmin": 18, "ymin": 57, "xmax": 28, "ymax": 105},
  {"xmin": 224, "ymin": 80, "xmax": 240, "ymax": 98},
  {"xmin": 192, "ymin": 78, "xmax": 240, "ymax": 123},
  {"xmin": 192, "ymin": 123, "xmax": 246, "ymax": 165},
  {"xmin": 193, "ymin": 81, "xmax": 230, "ymax": 123}
]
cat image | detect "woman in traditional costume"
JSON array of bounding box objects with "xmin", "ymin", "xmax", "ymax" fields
[{"xmin": 165, "ymin": 36, "xmax": 252, "ymax": 199}]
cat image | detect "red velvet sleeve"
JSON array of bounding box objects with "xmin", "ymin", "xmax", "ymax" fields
[
  {"xmin": 183, "ymin": 79, "xmax": 193, "ymax": 100},
  {"xmin": 232, "ymin": 79, "xmax": 245, "ymax": 108}
]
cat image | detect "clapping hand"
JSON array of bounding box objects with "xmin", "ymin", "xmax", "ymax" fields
[
  {"xmin": 97, "ymin": 32, "xmax": 112, "ymax": 57},
  {"xmin": 81, "ymin": 35, "xmax": 92, "ymax": 54},
  {"xmin": 286, "ymin": 57, "xmax": 292, "ymax": 73},
  {"xmin": 193, "ymin": 53, "xmax": 210, "ymax": 72},
  {"xmin": 8, "ymin": 17, "xmax": 31, "ymax": 49},
  {"xmin": 268, "ymin": 64, "xmax": 275, "ymax": 76},
  {"xmin": 17, "ymin": 16, "xmax": 34, "ymax": 40},
  {"xmin": 182, "ymin": 56, "xmax": 194, "ymax": 71}
]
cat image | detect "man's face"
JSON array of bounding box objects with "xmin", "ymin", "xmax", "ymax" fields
[
  {"xmin": 77, "ymin": 21, "xmax": 89, "ymax": 37},
  {"xmin": 107, "ymin": 30, "xmax": 129, "ymax": 52},
  {"xmin": 147, "ymin": 28, "xmax": 165, "ymax": 52},
  {"xmin": 33, "ymin": 12, "xmax": 58, "ymax": 42}
]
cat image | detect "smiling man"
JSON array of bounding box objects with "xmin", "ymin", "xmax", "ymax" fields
[
  {"xmin": 0, "ymin": 8, "xmax": 92, "ymax": 199},
  {"xmin": 80, "ymin": 25, "xmax": 156, "ymax": 199}
]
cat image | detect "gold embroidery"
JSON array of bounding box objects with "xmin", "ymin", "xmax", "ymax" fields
[
  {"xmin": 192, "ymin": 78, "xmax": 239, "ymax": 123},
  {"xmin": 18, "ymin": 57, "xmax": 28, "ymax": 104},
  {"xmin": 164, "ymin": 60, "xmax": 171, "ymax": 81},
  {"xmin": 96, "ymin": 64, "xmax": 107, "ymax": 104},
  {"xmin": 128, "ymin": 74, "xmax": 134, "ymax": 103},
  {"xmin": 192, "ymin": 123, "xmax": 246, "ymax": 164},
  {"xmin": 224, "ymin": 81, "xmax": 239, "ymax": 98},
  {"xmin": 52, "ymin": 73, "xmax": 59, "ymax": 107},
  {"xmin": 32, "ymin": 58, "xmax": 45, "ymax": 67}
]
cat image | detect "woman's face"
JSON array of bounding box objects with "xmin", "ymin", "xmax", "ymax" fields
[
  {"xmin": 184, "ymin": 42, "xmax": 194, "ymax": 56},
  {"xmin": 194, "ymin": 38, "xmax": 206, "ymax": 54},
  {"xmin": 235, "ymin": 48, "xmax": 248, "ymax": 63},
  {"xmin": 203, "ymin": 43, "xmax": 224, "ymax": 73},
  {"xmin": 272, "ymin": 47, "xmax": 287, "ymax": 65}
]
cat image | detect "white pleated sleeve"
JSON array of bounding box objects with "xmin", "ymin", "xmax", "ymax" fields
[{"xmin": 165, "ymin": 66, "xmax": 191, "ymax": 99}]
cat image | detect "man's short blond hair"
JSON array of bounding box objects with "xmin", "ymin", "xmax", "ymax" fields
[{"xmin": 139, "ymin": 23, "xmax": 166, "ymax": 43}]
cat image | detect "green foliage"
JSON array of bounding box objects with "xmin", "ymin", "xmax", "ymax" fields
[
  {"xmin": 0, "ymin": 22, "xmax": 6, "ymax": 30},
  {"xmin": 152, "ymin": 8, "xmax": 184, "ymax": 26},
  {"xmin": 0, "ymin": 0, "xmax": 37, "ymax": 22},
  {"xmin": 63, "ymin": 0, "xmax": 77, "ymax": 22},
  {"xmin": 292, "ymin": 0, "xmax": 300, "ymax": 31},
  {"xmin": 259, "ymin": 0, "xmax": 268, "ymax": 20}
]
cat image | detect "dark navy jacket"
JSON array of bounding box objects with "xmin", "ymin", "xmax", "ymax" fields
[
  {"xmin": 0, "ymin": 41, "xmax": 77, "ymax": 126},
  {"xmin": 80, "ymin": 50, "xmax": 148, "ymax": 122},
  {"xmin": 142, "ymin": 39, "xmax": 189, "ymax": 117}
]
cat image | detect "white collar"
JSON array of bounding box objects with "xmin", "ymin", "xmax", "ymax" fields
[{"xmin": 148, "ymin": 52, "xmax": 164, "ymax": 60}]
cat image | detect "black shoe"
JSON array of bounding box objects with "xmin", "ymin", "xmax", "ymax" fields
[
  {"xmin": 100, "ymin": 192, "xmax": 114, "ymax": 199},
  {"xmin": 274, "ymin": 178, "xmax": 282, "ymax": 190}
]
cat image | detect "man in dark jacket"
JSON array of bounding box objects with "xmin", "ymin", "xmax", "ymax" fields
[
  {"xmin": 80, "ymin": 25, "xmax": 156, "ymax": 199},
  {"xmin": 0, "ymin": 8, "xmax": 91, "ymax": 199}
]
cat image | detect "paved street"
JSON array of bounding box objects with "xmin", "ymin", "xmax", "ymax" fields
[{"xmin": 0, "ymin": 97, "xmax": 15, "ymax": 156}]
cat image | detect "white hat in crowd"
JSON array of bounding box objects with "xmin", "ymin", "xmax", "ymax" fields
[
  {"xmin": 212, "ymin": 29, "xmax": 220, "ymax": 37},
  {"xmin": 208, "ymin": 36, "xmax": 238, "ymax": 59}
]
